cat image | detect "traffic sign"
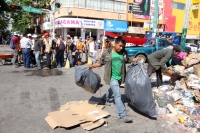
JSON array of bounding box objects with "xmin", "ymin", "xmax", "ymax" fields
[{"xmin": 22, "ymin": 6, "xmax": 42, "ymax": 14}]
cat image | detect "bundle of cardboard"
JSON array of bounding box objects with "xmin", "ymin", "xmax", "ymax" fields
[{"xmin": 45, "ymin": 100, "xmax": 109, "ymax": 131}]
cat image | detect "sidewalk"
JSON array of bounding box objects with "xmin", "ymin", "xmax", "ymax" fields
[{"xmin": 0, "ymin": 45, "xmax": 13, "ymax": 53}]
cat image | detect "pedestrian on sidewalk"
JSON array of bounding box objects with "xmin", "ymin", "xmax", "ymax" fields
[
  {"xmin": 56, "ymin": 36, "xmax": 65, "ymax": 68},
  {"xmin": 88, "ymin": 37, "xmax": 96, "ymax": 64},
  {"xmin": 28, "ymin": 34, "xmax": 36, "ymax": 67},
  {"xmin": 84, "ymin": 36, "xmax": 90, "ymax": 62},
  {"xmin": 20, "ymin": 34, "xmax": 32, "ymax": 68},
  {"xmin": 33, "ymin": 34, "xmax": 43, "ymax": 70},
  {"xmin": 12, "ymin": 32, "xmax": 20, "ymax": 68},
  {"xmin": 74, "ymin": 37, "xmax": 84, "ymax": 65},
  {"xmin": 43, "ymin": 33, "xmax": 52, "ymax": 69},
  {"xmin": 88, "ymin": 36, "xmax": 137, "ymax": 123},
  {"xmin": 66, "ymin": 36, "xmax": 74, "ymax": 67}
]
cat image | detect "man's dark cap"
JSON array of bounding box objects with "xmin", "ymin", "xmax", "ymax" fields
[
  {"xmin": 173, "ymin": 45, "xmax": 182, "ymax": 52},
  {"xmin": 55, "ymin": 34, "xmax": 60, "ymax": 38}
]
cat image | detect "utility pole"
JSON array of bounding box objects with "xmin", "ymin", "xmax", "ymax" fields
[
  {"xmin": 153, "ymin": 0, "xmax": 159, "ymax": 38},
  {"xmin": 180, "ymin": 0, "xmax": 192, "ymax": 50}
]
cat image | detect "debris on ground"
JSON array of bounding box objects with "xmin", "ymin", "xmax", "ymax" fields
[
  {"xmin": 45, "ymin": 100, "xmax": 109, "ymax": 131},
  {"xmin": 153, "ymin": 56, "xmax": 200, "ymax": 132}
]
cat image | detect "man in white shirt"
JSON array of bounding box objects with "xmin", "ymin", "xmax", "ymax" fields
[
  {"xmin": 20, "ymin": 34, "xmax": 32, "ymax": 68},
  {"xmin": 88, "ymin": 37, "xmax": 96, "ymax": 64}
]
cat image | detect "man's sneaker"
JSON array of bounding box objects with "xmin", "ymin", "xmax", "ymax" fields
[
  {"xmin": 14, "ymin": 65, "xmax": 19, "ymax": 68},
  {"xmin": 120, "ymin": 116, "xmax": 132, "ymax": 123},
  {"xmin": 36, "ymin": 67, "xmax": 42, "ymax": 70}
]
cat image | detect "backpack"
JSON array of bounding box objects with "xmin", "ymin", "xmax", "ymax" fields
[
  {"xmin": 52, "ymin": 40, "xmax": 56, "ymax": 49},
  {"xmin": 72, "ymin": 43, "xmax": 76, "ymax": 52},
  {"xmin": 10, "ymin": 37, "xmax": 15, "ymax": 49},
  {"xmin": 59, "ymin": 41, "xmax": 65, "ymax": 50}
]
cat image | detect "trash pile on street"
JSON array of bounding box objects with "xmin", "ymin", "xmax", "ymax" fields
[
  {"xmin": 45, "ymin": 100, "xmax": 109, "ymax": 131},
  {"xmin": 152, "ymin": 54, "xmax": 200, "ymax": 133}
]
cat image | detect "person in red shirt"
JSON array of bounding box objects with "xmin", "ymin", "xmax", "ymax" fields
[{"xmin": 12, "ymin": 32, "xmax": 20, "ymax": 68}]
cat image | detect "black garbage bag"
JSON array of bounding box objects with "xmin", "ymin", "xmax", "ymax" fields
[
  {"xmin": 75, "ymin": 66, "xmax": 101, "ymax": 94},
  {"xmin": 125, "ymin": 62, "xmax": 156, "ymax": 118}
]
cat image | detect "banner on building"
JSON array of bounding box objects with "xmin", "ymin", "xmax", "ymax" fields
[
  {"xmin": 150, "ymin": 0, "xmax": 164, "ymax": 20},
  {"xmin": 104, "ymin": 20, "xmax": 127, "ymax": 32},
  {"xmin": 54, "ymin": 18, "xmax": 104, "ymax": 29},
  {"xmin": 132, "ymin": 0, "xmax": 150, "ymax": 20}
]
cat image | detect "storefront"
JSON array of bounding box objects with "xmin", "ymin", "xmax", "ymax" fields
[
  {"xmin": 41, "ymin": 22, "xmax": 51, "ymax": 32},
  {"xmin": 54, "ymin": 18, "xmax": 104, "ymax": 40}
]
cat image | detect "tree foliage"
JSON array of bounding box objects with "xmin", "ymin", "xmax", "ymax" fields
[
  {"xmin": 9, "ymin": 0, "xmax": 50, "ymax": 33},
  {"xmin": 0, "ymin": 0, "xmax": 10, "ymax": 30}
]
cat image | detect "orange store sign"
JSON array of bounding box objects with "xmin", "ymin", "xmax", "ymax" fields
[{"xmin": 188, "ymin": 21, "xmax": 200, "ymax": 31}]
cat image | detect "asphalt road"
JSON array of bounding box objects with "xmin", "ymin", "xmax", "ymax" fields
[{"xmin": 0, "ymin": 45, "xmax": 178, "ymax": 133}]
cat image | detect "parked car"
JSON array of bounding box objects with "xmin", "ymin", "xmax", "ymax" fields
[
  {"xmin": 185, "ymin": 43, "xmax": 198, "ymax": 53},
  {"xmin": 125, "ymin": 38, "xmax": 171, "ymax": 63}
]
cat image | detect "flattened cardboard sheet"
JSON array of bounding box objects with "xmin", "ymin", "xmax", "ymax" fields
[
  {"xmin": 81, "ymin": 119, "xmax": 106, "ymax": 131},
  {"xmin": 70, "ymin": 101, "xmax": 109, "ymax": 122},
  {"xmin": 46, "ymin": 110, "xmax": 88, "ymax": 129}
]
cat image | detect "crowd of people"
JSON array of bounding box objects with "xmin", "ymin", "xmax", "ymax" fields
[{"xmin": 9, "ymin": 32, "xmax": 109, "ymax": 70}]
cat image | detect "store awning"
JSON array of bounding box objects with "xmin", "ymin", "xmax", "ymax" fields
[
  {"xmin": 123, "ymin": 36, "xmax": 147, "ymax": 45},
  {"xmin": 105, "ymin": 31, "xmax": 148, "ymax": 45},
  {"xmin": 105, "ymin": 32, "xmax": 120, "ymax": 38}
]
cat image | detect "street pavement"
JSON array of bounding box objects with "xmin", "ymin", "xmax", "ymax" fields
[{"xmin": 0, "ymin": 45, "xmax": 178, "ymax": 133}]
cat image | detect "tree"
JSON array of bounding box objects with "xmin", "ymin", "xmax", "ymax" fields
[
  {"xmin": 0, "ymin": 0, "xmax": 10, "ymax": 30},
  {"xmin": 9, "ymin": 0, "xmax": 50, "ymax": 33}
]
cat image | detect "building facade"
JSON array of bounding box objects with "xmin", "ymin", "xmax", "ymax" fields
[{"xmin": 45, "ymin": 0, "xmax": 128, "ymax": 40}]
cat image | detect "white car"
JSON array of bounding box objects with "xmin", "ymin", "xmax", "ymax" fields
[{"xmin": 185, "ymin": 43, "xmax": 198, "ymax": 52}]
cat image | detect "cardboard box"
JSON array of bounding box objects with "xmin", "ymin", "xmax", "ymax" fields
[
  {"xmin": 81, "ymin": 118, "xmax": 106, "ymax": 131},
  {"xmin": 70, "ymin": 101, "xmax": 109, "ymax": 122},
  {"xmin": 45, "ymin": 110, "xmax": 88, "ymax": 129},
  {"xmin": 45, "ymin": 100, "xmax": 109, "ymax": 130},
  {"xmin": 193, "ymin": 64, "xmax": 200, "ymax": 78},
  {"xmin": 188, "ymin": 59, "xmax": 199, "ymax": 66}
]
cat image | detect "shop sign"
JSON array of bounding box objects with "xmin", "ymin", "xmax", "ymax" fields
[
  {"xmin": 42, "ymin": 22, "xmax": 51, "ymax": 30},
  {"xmin": 192, "ymin": 3, "xmax": 200, "ymax": 10},
  {"xmin": 104, "ymin": 20, "xmax": 127, "ymax": 32},
  {"xmin": 132, "ymin": 0, "xmax": 150, "ymax": 20},
  {"xmin": 54, "ymin": 18, "xmax": 104, "ymax": 29},
  {"xmin": 188, "ymin": 21, "xmax": 200, "ymax": 31},
  {"xmin": 150, "ymin": 0, "xmax": 164, "ymax": 20}
]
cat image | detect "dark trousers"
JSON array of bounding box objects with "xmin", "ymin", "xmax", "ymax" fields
[
  {"xmin": 46, "ymin": 52, "xmax": 52, "ymax": 68},
  {"xmin": 56, "ymin": 50, "xmax": 64, "ymax": 67},
  {"xmin": 30, "ymin": 50, "xmax": 36, "ymax": 65},
  {"xmin": 22, "ymin": 48, "xmax": 31, "ymax": 68},
  {"xmin": 147, "ymin": 62, "xmax": 163, "ymax": 87}
]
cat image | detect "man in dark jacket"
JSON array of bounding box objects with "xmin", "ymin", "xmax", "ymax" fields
[
  {"xmin": 88, "ymin": 37, "xmax": 138, "ymax": 123},
  {"xmin": 147, "ymin": 45, "xmax": 182, "ymax": 87},
  {"xmin": 56, "ymin": 36, "xmax": 65, "ymax": 68}
]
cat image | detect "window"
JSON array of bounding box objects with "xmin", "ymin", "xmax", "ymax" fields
[
  {"xmin": 93, "ymin": 0, "xmax": 101, "ymax": 10},
  {"xmin": 74, "ymin": 0, "xmax": 79, "ymax": 7},
  {"xmin": 171, "ymin": 2, "xmax": 185, "ymax": 10},
  {"xmin": 114, "ymin": 1, "xmax": 126, "ymax": 13},
  {"xmin": 67, "ymin": 0, "xmax": 74, "ymax": 7},
  {"xmin": 87, "ymin": 0, "xmax": 94, "ymax": 9},
  {"xmin": 79, "ymin": 0, "xmax": 85, "ymax": 8}
]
